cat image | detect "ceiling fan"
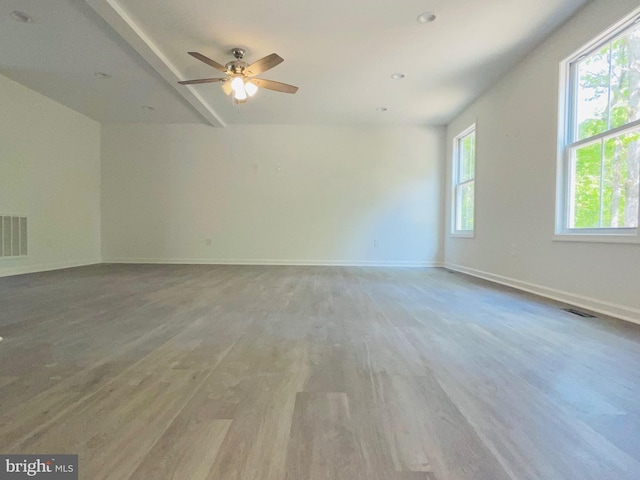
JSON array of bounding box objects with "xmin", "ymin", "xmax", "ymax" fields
[{"xmin": 178, "ymin": 48, "xmax": 298, "ymax": 103}]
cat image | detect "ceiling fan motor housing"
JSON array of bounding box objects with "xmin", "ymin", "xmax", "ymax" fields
[
  {"xmin": 226, "ymin": 48, "xmax": 248, "ymax": 74},
  {"xmin": 225, "ymin": 60, "xmax": 247, "ymax": 74}
]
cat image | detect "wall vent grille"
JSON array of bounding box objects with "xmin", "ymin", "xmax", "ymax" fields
[{"xmin": 0, "ymin": 215, "xmax": 28, "ymax": 258}]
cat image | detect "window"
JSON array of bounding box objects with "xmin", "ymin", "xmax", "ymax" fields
[
  {"xmin": 452, "ymin": 125, "xmax": 476, "ymax": 236},
  {"xmin": 558, "ymin": 10, "xmax": 640, "ymax": 240}
]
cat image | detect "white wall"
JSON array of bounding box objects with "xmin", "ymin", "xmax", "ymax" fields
[
  {"xmin": 101, "ymin": 123, "xmax": 444, "ymax": 266},
  {"xmin": 444, "ymin": 0, "xmax": 640, "ymax": 323},
  {"xmin": 0, "ymin": 74, "xmax": 101, "ymax": 277}
]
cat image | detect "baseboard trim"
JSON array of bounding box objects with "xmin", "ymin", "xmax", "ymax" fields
[
  {"xmin": 0, "ymin": 259, "xmax": 102, "ymax": 278},
  {"xmin": 103, "ymin": 257, "xmax": 443, "ymax": 268},
  {"xmin": 444, "ymin": 263, "xmax": 640, "ymax": 326}
]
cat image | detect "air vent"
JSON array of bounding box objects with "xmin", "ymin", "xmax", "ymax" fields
[
  {"xmin": 0, "ymin": 215, "xmax": 28, "ymax": 258},
  {"xmin": 563, "ymin": 308, "xmax": 596, "ymax": 318}
]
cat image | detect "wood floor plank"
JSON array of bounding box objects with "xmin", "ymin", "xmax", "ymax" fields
[
  {"xmin": 285, "ymin": 392, "xmax": 364, "ymax": 480},
  {"xmin": 379, "ymin": 373, "xmax": 511, "ymax": 479},
  {"xmin": 129, "ymin": 418, "xmax": 232, "ymax": 480},
  {"xmin": 2, "ymin": 368, "xmax": 207, "ymax": 480},
  {"xmin": 403, "ymin": 325, "xmax": 640, "ymax": 480},
  {"xmin": 204, "ymin": 370, "xmax": 308, "ymax": 480},
  {"xmin": 1, "ymin": 264, "xmax": 639, "ymax": 480}
]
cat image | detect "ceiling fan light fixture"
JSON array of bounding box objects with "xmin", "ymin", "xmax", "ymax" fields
[
  {"xmin": 245, "ymin": 81, "xmax": 258, "ymax": 97},
  {"xmin": 230, "ymin": 76, "xmax": 244, "ymax": 93},
  {"xmin": 234, "ymin": 87, "xmax": 247, "ymax": 101}
]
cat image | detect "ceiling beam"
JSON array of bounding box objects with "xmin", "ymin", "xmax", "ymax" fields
[{"xmin": 84, "ymin": 0, "xmax": 226, "ymax": 127}]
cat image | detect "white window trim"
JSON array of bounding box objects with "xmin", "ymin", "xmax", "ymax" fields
[
  {"xmin": 451, "ymin": 123, "xmax": 476, "ymax": 238},
  {"xmin": 555, "ymin": 7, "xmax": 640, "ymax": 244}
]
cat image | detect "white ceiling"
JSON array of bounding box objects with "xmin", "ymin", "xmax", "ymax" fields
[
  {"xmin": 0, "ymin": 0, "xmax": 204, "ymax": 124},
  {"xmin": 1, "ymin": 0, "xmax": 591, "ymax": 127}
]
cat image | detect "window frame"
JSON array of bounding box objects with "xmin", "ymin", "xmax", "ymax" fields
[
  {"xmin": 556, "ymin": 8, "xmax": 640, "ymax": 243},
  {"xmin": 451, "ymin": 124, "xmax": 476, "ymax": 238}
]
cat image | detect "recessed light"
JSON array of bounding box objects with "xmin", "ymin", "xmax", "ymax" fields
[
  {"xmin": 95, "ymin": 72, "xmax": 112, "ymax": 79},
  {"xmin": 417, "ymin": 11, "xmax": 437, "ymax": 24},
  {"xmin": 10, "ymin": 11, "xmax": 33, "ymax": 23},
  {"xmin": 376, "ymin": 107, "xmax": 388, "ymax": 112},
  {"xmin": 141, "ymin": 106, "xmax": 155, "ymax": 110},
  {"xmin": 391, "ymin": 73, "xmax": 405, "ymax": 80}
]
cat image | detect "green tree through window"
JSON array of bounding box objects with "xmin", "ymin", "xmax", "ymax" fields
[
  {"xmin": 453, "ymin": 126, "xmax": 476, "ymax": 234},
  {"xmin": 567, "ymin": 18, "xmax": 640, "ymax": 230}
]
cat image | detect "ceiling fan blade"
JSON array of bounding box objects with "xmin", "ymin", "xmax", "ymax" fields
[
  {"xmin": 188, "ymin": 52, "xmax": 228, "ymax": 73},
  {"xmin": 251, "ymin": 78, "xmax": 298, "ymax": 94},
  {"xmin": 178, "ymin": 78, "xmax": 227, "ymax": 85},
  {"xmin": 245, "ymin": 53, "xmax": 284, "ymax": 77}
]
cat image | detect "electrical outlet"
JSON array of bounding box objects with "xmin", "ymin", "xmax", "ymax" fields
[
  {"xmin": 374, "ymin": 239, "xmax": 380, "ymax": 248},
  {"xmin": 205, "ymin": 238, "xmax": 212, "ymax": 246}
]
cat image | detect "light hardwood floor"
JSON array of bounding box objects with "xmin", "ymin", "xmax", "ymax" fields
[{"xmin": 1, "ymin": 264, "xmax": 639, "ymax": 479}]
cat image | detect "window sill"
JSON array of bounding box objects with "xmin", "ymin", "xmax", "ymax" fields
[
  {"xmin": 451, "ymin": 232, "xmax": 475, "ymax": 239},
  {"xmin": 553, "ymin": 233, "xmax": 640, "ymax": 245}
]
